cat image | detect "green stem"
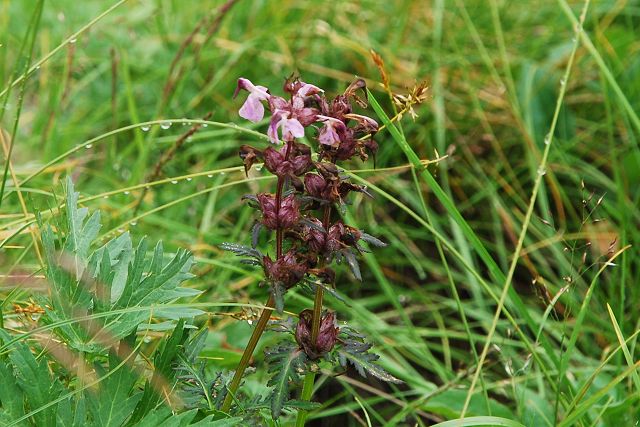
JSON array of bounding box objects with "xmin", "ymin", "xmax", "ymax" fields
[
  {"xmin": 296, "ymin": 372, "xmax": 317, "ymax": 427},
  {"xmin": 220, "ymin": 294, "xmax": 275, "ymax": 412}
]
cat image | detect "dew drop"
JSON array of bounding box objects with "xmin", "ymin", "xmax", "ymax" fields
[
  {"xmin": 85, "ymin": 143, "xmax": 93, "ymax": 149},
  {"xmin": 255, "ymin": 165, "xmax": 263, "ymax": 171},
  {"xmin": 544, "ymin": 134, "xmax": 551, "ymax": 145},
  {"xmin": 207, "ymin": 174, "xmax": 213, "ymax": 178},
  {"xmin": 186, "ymin": 177, "xmax": 192, "ymax": 181},
  {"xmin": 202, "ymin": 123, "xmax": 208, "ymax": 127},
  {"xmin": 560, "ymin": 78, "xmax": 566, "ymax": 87},
  {"xmin": 186, "ymin": 136, "xmax": 193, "ymax": 142},
  {"xmin": 117, "ymin": 228, "xmax": 124, "ymax": 233},
  {"xmin": 171, "ymin": 179, "xmax": 178, "ymax": 184},
  {"xmin": 160, "ymin": 121, "xmax": 172, "ymax": 129},
  {"xmin": 103, "ymin": 195, "xmax": 109, "ymax": 199},
  {"xmin": 124, "ymin": 191, "xmax": 130, "ymax": 195},
  {"xmin": 130, "ymin": 221, "xmax": 137, "ymax": 226},
  {"xmin": 247, "ymin": 320, "xmax": 253, "ymax": 325},
  {"xmin": 140, "ymin": 125, "xmax": 150, "ymax": 132},
  {"xmin": 537, "ymin": 166, "xmax": 547, "ymax": 176},
  {"xmin": 69, "ymin": 37, "xmax": 77, "ymax": 44},
  {"xmin": 220, "ymin": 172, "xmax": 226, "ymax": 176}
]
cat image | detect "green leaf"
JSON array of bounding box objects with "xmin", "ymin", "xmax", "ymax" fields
[
  {"xmin": 265, "ymin": 341, "xmax": 307, "ymax": 419},
  {"xmin": 0, "ymin": 330, "xmax": 62, "ymax": 427},
  {"xmin": 130, "ymin": 320, "xmax": 187, "ymax": 423},
  {"xmin": 40, "ymin": 180, "xmax": 201, "ymax": 354},
  {"xmin": 0, "ymin": 357, "xmax": 26, "ymax": 426},
  {"xmin": 337, "ymin": 327, "xmax": 402, "ymax": 384},
  {"xmin": 86, "ymin": 351, "xmax": 142, "ymax": 427}
]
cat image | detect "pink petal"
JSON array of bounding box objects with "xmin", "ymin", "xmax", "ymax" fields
[
  {"xmin": 297, "ymin": 83, "xmax": 323, "ymax": 97},
  {"xmin": 239, "ymin": 93, "xmax": 266, "ymax": 122},
  {"xmin": 284, "ymin": 118, "xmax": 304, "ymax": 139}
]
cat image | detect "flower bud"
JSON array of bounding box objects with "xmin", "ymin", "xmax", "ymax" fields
[
  {"xmin": 304, "ymin": 173, "xmax": 327, "ymax": 199},
  {"xmin": 279, "ymin": 194, "xmax": 300, "ymax": 229},
  {"xmin": 301, "ymin": 217, "xmax": 326, "ymax": 253},
  {"xmin": 295, "ymin": 310, "xmax": 339, "ymax": 359},
  {"xmin": 256, "ymin": 193, "xmax": 300, "ymax": 230},
  {"xmin": 263, "ymin": 250, "xmax": 308, "ymax": 288}
]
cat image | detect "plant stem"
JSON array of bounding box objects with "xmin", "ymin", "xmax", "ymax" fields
[
  {"xmin": 222, "ymin": 157, "xmax": 292, "ymax": 413},
  {"xmin": 296, "ymin": 372, "xmax": 316, "ymax": 427},
  {"xmin": 221, "ymin": 294, "xmax": 275, "ymax": 412},
  {"xmin": 296, "ymin": 204, "xmax": 332, "ymax": 426}
]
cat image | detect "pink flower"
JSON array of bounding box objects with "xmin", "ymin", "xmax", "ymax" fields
[
  {"xmin": 268, "ymin": 110, "xmax": 305, "ymax": 144},
  {"xmin": 234, "ymin": 78, "xmax": 270, "ymax": 122},
  {"xmin": 317, "ymin": 115, "xmax": 346, "ymax": 148}
]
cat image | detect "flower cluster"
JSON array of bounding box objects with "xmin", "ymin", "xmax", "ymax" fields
[
  {"xmin": 233, "ymin": 76, "xmax": 382, "ymax": 359},
  {"xmin": 232, "ymin": 76, "xmax": 381, "ymax": 362}
]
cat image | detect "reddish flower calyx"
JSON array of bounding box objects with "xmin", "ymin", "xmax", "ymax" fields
[
  {"xmin": 295, "ymin": 309, "xmax": 339, "ymax": 359},
  {"xmin": 263, "ymin": 250, "xmax": 308, "ymax": 289},
  {"xmin": 257, "ymin": 193, "xmax": 300, "ymax": 230}
]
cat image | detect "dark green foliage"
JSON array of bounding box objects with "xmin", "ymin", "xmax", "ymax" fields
[
  {"xmin": 264, "ymin": 340, "xmax": 308, "ymax": 419},
  {"xmin": 336, "ymin": 326, "xmax": 402, "ymax": 384}
]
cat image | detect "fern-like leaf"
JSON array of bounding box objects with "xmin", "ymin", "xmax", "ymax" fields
[
  {"xmin": 337, "ymin": 327, "xmax": 402, "ymax": 384},
  {"xmin": 265, "ymin": 341, "xmax": 307, "ymax": 419}
]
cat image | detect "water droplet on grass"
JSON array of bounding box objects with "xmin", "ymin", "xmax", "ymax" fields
[
  {"xmin": 171, "ymin": 180, "xmax": 178, "ymax": 184},
  {"xmin": 130, "ymin": 221, "xmax": 138, "ymax": 226},
  {"xmin": 160, "ymin": 121, "xmax": 172, "ymax": 129},
  {"xmin": 544, "ymin": 134, "xmax": 551, "ymax": 145},
  {"xmin": 537, "ymin": 166, "xmax": 547, "ymax": 176},
  {"xmin": 85, "ymin": 143, "xmax": 92, "ymax": 149},
  {"xmin": 140, "ymin": 125, "xmax": 150, "ymax": 131},
  {"xmin": 187, "ymin": 177, "xmax": 192, "ymax": 181},
  {"xmin": 69, "ymin": 37, "xmax": 77, "ymax": 44},
  {"xmin": 207, "ymin": 174, "xmax": 213, "ymax": 178},
  {"xmin": 202, "ymin": 123, "xmax": 208, "ymax": 127},
  {"xmin": 124, "ymin": 191, "xmax": 130, "ymax": 195}
]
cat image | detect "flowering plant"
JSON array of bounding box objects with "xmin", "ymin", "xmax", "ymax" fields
[{"xmin": 220, "ymin": 76, "xmax": 400, "ymax": 422}]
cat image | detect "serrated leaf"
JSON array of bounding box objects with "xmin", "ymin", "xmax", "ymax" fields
[
  {"xmin": 337, "ymin": 327, "xmax": 403, "ymax": 384},
  {"xmin": 219, "ymin": 242, "xmax": 262, "ymax": 260},
  {"xmin": 130, "ymin": 321, "xmax": 187, "ymax": 423},
  {"xmin": 0, "ymin": 356, "xmax": 26, "ymax": 425},
  {"xmin": 86, "ymin": 352, "xmax": 142, "ymax": 427},
  {"xmin": 265, "ymin": 342, "xmax": 307, "ymax": 419},
  {"xmin": 41, "ymin": 182, "xmax": 199, "ymax": 354},
  {"xmin": 0, "ymin": 330, "xmax": 62, "ymax": 426},
  {"xmin": 337, "ymin": 347, "xmax": 402, "ymax": 384}
]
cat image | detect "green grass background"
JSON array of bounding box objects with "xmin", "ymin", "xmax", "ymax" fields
[{"xmin": 1, "ymin": 0, "xmax": 640, "ymax": 425}]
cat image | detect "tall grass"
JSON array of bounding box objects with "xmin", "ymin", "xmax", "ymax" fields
[{"xmin": 1, "ymin": 0, "xmax": 639, "ymax": 425}]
